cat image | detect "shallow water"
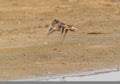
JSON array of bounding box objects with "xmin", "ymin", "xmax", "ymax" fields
[{"xmin": 11, "ymin": 67, "xmax": 120, "ymax": 81}]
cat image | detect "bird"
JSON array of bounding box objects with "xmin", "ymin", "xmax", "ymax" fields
[{"xmin": 46, "ymin": 19, "xmax": 78, "ymax": 38}]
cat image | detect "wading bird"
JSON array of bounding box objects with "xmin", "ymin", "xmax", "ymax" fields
[{"xmin": 47, "ymin": 19, "xmax": 78, "ymax": 38}]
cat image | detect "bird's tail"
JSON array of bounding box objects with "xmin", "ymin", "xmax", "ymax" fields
[{"xmin": 69, "ymin": 26, "xmax": 78, "ymax": 31}]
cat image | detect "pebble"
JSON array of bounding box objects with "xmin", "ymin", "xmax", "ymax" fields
[
  {"xmin": 30, "ymin": 29, "xmax": 34, "ymax": 33},
  {"xmin": 44, "ymin": 42, "xmax": 48, "ymax": 45},
  {"xmin": 17, "ymin": 21, "xmax": 21, "ymax": 24},
  {"xmin": 47, "ymin": 72, "xmax": 52, "ymax": 75},
  {"xmin": 78, "ymin": 44, "xmax": 80, "ymax": 46},
  {"xmin": 53, "ymin": 48, "xmax": 57, "ymax": 50}
]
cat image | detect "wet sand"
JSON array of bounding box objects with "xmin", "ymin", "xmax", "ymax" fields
[{"xmin": 10, "ymin": 67, "xmax": 120, "ymax": 81}]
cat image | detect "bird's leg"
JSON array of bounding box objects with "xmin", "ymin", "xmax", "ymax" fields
[
  {"xmin": 61, "ymin": 27, "xmax": 65, "ymax": 34},
  {"xmin": 62, "ymin": 29, "xmax": 68, "ymax": 38}
]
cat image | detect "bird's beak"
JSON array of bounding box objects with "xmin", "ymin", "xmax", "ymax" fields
[{"xmin": 46, "ymin": 27, "xmax": 55, "ymax": 36}]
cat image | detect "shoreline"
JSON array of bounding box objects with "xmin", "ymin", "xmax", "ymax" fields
[{"xmin": 10, "ymin": 66, "xmax": 120, "ymax": 81}]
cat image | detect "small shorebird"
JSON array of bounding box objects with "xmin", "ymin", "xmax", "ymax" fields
[{"xmin": 46, "ymin": 19, "xmax": 78, "ymax": 38}]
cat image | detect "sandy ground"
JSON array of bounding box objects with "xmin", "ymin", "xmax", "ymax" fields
[{"xmin": 0, "ymin": 0, "xmax": 120, "ymax": 80}]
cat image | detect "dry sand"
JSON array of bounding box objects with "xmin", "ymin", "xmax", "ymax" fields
[{"xmin": 0, "ymin": 0, "xmax": 120, "ymax": 80}]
